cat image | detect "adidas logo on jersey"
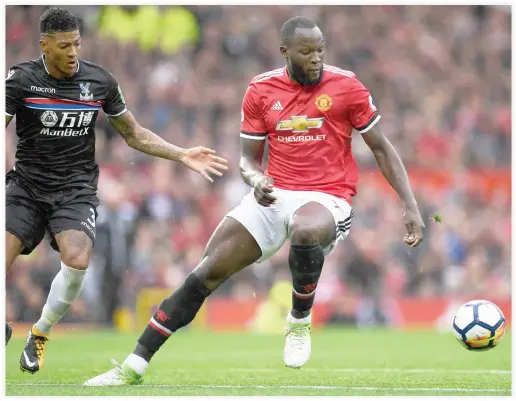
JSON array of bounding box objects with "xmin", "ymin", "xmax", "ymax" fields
[{"xmin": 271, "ymin": 101, "xmax": 283, "ymax": 111}]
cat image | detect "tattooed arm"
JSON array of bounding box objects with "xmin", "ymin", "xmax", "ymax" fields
[
  {"xmin": 108, "ymin": 111, "xmax": 228, "ymax": 181},
  {"xmin": 108, "ymin": 111, "xmax": 186, "ymax": 161}
]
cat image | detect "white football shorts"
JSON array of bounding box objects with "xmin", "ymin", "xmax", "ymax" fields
[{"xmin": 226, "ymin": 187, "xmax": 354, "ymax": 263}]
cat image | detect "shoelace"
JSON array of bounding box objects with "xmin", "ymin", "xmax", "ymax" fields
[
  {"xmin": 286, "ymin": 325, "xmax": 309, "ymax": 347},
  {"xmin": 110, "ymin": 358, "xmax": 143, "ymax": 384},
  {"xmin": 110, "ymin": 359, "xmax": 131, "ymax": 380},
  {"xmin": 33, "ymin": 335, "xmax": 48, "ymax": 360}
]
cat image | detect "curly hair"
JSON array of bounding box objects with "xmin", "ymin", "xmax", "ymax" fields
[{"xmin": 39, "ymin": 7, "xmax": 79, "ymax": 35}]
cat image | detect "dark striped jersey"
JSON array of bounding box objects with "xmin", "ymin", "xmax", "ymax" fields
[{"xmin": 6, "ymin": 55, "xmax": 127, "ymax": 192}]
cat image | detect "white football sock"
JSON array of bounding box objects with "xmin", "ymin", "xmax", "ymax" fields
[
  {"xmin": 123, "ymin": 353, "xmax": 149, "ymax": 376},
  {"xmin": 35, "ymin": 262, "xmax": 87, "ymax": 335}
]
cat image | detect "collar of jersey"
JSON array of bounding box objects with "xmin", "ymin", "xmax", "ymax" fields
[{"xmin": 41, "ymin": 54, "xmax": 80, "ymax": 79}]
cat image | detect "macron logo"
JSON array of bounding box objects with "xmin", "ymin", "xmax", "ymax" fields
[
  {"xmin": 31, "ymin": 86, "xmax": 56, "ymax": 94},
  {"xmin": 271, "ymin": 101, "xmax": 283, "ymax": 111}
]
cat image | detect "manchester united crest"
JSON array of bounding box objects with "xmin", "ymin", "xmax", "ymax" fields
[{"xmin": 315, "ymin": 94, "xmax": 332, "ymax": 112}]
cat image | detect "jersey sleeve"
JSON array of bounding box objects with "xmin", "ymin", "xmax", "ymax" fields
[
  {"xmin": 102, "ymin": 72, "xmax": 128, "ymax": 117},
  {"xmin": 240, "ymin": 84, "xmax": 267, "ymax": 140},
  {"xmin": 6, "ymin": 67, "xmax": 23, "ymax": 116},
  {"xmin": 347, "ymin": 78, "xmax": 381, "ymax": 134}
]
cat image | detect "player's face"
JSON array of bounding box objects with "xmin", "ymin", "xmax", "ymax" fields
[
  {"xmin": 281, "ymin": 27, "xmax": 325, "ymax": 86},
  {"xmin": 40, "ymin": 30, "xmax": 82, "ymax": 78}
]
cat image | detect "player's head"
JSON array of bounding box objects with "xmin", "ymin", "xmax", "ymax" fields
[
  {"xmin": 39, "ymin": 7, "xmax": 81, "ymax": 78},
  {"xmin": 280, "ymin": 17, "xmax": 325, "ymax": 86}
]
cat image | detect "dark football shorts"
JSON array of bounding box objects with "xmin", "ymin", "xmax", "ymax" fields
[{"xmin": 6, "ymin": 173, "xmax": 99, "ymax": 255}]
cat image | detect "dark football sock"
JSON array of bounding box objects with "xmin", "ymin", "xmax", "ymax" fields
[
  {"xmin": 289, "ymin": 244, "xmax": 325, "ymax": 319},
  {"xmin": 133, "ymin": 273, "xmax": 211, "ymax": 362}
]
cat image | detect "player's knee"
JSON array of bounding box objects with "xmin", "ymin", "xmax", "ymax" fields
[
  {"xmin": 196, "ymin": 268, "xmax": 226, "ymax": 291},
  {"xmin": 290, "ymin": 202, "xmax": 336, "ymax": 247},
  {"xmin": 56, "ymin": 231, "xmax": 92, "ymax": 270},
  {"xmin": 194, "ymin": 259, "xmax": 231, "ymax": 291},
  {"xmin": 60, "ymin": 248, "xmax": 90, "ymax": 270},
  {"xmin": 290, "ymin": 224, "xmax": 321, "ymax": 247}
]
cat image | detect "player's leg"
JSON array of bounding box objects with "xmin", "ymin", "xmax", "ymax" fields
[
  {"xmin": 20, "ymin": 196, "xmax": 95, "ymax": 373},
  {"xmin": 283, "ymin": 201, "xmax": 337, "ymax": 368},
  {"xmin": 288, "ymin": 202, "xmax": 337, "ymax": 318},
  {"xmin": 5, "ymin": 233, "xmax": 22, "ymax": 346},
  {"xmin": 84, "ymin": 216, "xmax": 264, "ymax": 386},
  {"xmin": 6, "ymin": 177, "xmax": 48, "ymax": 346},
  {"xmin": 6, "ymin": 232, "xmax": 23, "ymax": 272},
  {"xmin": 129, "ymin": 217, "xmax": 262, "ymax": 366},
  {"xmin": 20, "ymin": 229, "xmax": 92, "ymax": 373},
  {"xmin": 40, "ymin": 229, "xmax": 92, "ymax": 332}
]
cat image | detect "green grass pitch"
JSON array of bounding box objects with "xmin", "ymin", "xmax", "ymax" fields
[{"xmin": 5, "ymin": 328, "xmax": 511, "ymax": 396}]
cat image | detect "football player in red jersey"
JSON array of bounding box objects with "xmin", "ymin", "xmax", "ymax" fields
[{"xmin": 85, "ymin": 16, "xmax": 424, "ymax": 386}]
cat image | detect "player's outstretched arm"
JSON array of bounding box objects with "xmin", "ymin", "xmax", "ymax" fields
[
  {"xmin": 362, "ymin": 123, "xmax": 425, "ymax": 247},
  {"xmin": 240, "ymin": 137, "xmax": 276, "ymax": 206},
  {"xmin": 6, "ymin": 115, "xmax": 13, "ymax": 128},
  {"xmin": 108, "ymin": 111, "xmax": 228, "ymax": 182}
]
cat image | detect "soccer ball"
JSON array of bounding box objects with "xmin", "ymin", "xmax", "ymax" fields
[{"xmin": 453, "ymin": 300, "xmax": 506, "ymax": 351}]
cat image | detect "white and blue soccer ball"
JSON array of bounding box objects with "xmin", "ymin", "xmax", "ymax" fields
[{"xmin": 453, "ymin": 300, "xmax": 506, "ymax": 352}]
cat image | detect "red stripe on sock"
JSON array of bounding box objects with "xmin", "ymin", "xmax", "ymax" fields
[{"xmin": 149, "ymin": 320, "xmax": 171, "ymax": 337}]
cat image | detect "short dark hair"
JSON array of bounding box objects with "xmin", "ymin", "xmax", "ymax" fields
[
  {"xmin": 39, "ymin": 7, "xmax": 79, "ymax": 35},
  {"xmin": 280, "ymin": 16, "xmax": 317, "ymax": 45}
]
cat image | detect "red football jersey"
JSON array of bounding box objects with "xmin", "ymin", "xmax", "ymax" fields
[{"xmin": 240, "ymin": 64, "xmax": 381, "ymax": 204}]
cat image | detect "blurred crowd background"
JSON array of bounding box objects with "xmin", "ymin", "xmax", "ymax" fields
[{"xmin": 5, "ymin": 5, "xmax": 511, "ymax": 329}]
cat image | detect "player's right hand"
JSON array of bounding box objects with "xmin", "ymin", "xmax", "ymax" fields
[
  {"xmin": 180, "ymin": 147, "xmax": 229, "ymax": 183},
  {"xmin": 403, "ymin": 208, "xmax": 425, "ymax": 248},
  {"xmin": 253, "ymin": 176, "xmax": 277, "ymax": 207}
]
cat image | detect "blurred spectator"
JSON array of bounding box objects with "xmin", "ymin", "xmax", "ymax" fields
[{"xmin": 93, "ymin": 178, "xmax": 138, "ymax": 324}]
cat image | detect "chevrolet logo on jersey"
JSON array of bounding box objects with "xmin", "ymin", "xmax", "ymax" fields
[{"xmin": 276, "ymin": 116, "xmax": 324, "ymax": 133}]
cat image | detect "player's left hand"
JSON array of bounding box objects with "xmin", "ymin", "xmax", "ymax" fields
[
  {"xmin": 180, "ymin": 147, "xmax": 229, "ymax": 182},
  {"xmin": 403, "ymin": 208, "xmax": 425, "ymax": 248}
]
